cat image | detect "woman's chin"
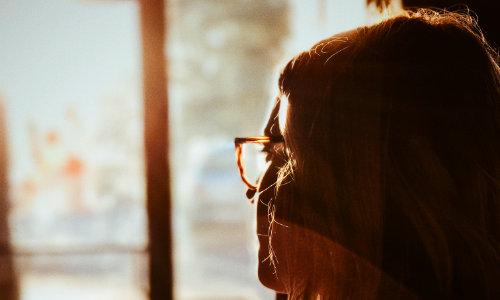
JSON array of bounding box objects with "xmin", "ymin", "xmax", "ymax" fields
[{"xmin": 257, "ymin": 252, "xmax": 286, "ymax": 293}]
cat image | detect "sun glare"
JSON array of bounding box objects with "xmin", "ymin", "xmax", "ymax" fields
[{"xmin": 285, "ymin": 0, "xmax": 403, "ymax": 55}]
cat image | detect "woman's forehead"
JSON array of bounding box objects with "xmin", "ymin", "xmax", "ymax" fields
[{"xmin": 278, "ymin": 95, "xmax": 289, "ymax": 133}]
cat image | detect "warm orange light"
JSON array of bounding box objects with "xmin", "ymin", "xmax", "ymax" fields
[{"xmin": 64, "ymin": 155, "xmax": 84, "ymax": 177}]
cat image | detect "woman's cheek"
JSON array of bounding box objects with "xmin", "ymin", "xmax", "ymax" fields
[
  {"xmin": 256, "ymin": 163, "xmax": 287, "ymax": 293},
  {"xmin": 256, "ymin": 205, "xmax": 286, "ymax": 293}
]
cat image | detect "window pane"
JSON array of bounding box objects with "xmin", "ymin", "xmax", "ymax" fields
[
  {"xmin": 168, "ymin": 1, "xmax": 287, "ymax": 298},
  {"xmin": 0, "ymin": 0, "xmax": 147, "ymax": 299}
]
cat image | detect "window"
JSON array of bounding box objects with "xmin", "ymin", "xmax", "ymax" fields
[
  {"xmin": 1, "ymin": 1, "xmax": 147, "ymax": 299},
  {"xmin": 168, "ymin": 0, "xmax": 287, "ymax": 297}
]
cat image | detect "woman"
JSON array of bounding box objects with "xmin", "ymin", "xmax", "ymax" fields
[{"xmin": 235, "ymin": 9, "xmax": 499, "ymax": 299}]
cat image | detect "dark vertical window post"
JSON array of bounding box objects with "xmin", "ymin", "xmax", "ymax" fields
[
  {"xmin": 139, "ymin": 1, "xmax": 173, "ymax": 299},
  {"xmin": 0, "ymin": 100, "xmax": 19, "ymax": 300}
]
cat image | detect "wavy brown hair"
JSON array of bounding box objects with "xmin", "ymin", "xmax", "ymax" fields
[{"xmin": 271, "ymin": 9, "xmax": 499, "ymax": 299}]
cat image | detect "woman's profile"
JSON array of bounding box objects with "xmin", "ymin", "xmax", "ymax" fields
[{"xmin": 235, "ymin": 9, "xmax": 499, "ymax": 299}]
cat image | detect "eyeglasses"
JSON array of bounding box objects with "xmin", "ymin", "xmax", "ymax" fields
[{"xmin": 234, "ymin": 135, "xmax": 284, "ymax": 191}]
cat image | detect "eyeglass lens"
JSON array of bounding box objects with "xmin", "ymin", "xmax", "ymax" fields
[{"xmin": 239, "ymin": 143, "xmax": 268, "ymax": 187}]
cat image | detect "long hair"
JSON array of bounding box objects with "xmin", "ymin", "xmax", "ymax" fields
[{"xmin": 271, "ymin": 9, "xmax": 499, "ymax": 299}]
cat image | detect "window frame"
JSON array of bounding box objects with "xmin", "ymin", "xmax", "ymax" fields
[{"xmin": 139, "ymin": 0, "xmax": 173, "ymax": 299}]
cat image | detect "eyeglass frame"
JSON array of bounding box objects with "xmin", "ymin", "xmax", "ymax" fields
[{"xmin": 234, "ymin": 135, "xmax": 285, "ymax": 191}]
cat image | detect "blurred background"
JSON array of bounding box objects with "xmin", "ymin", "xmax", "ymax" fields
[{"xmin": 0, "ymin": 0, "xmax": 495, "ymax": 299}]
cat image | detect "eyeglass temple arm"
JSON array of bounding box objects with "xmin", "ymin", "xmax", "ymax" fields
[{"xmin": 234, "ymin": 135, "xmax": 284, "ymax": 144}]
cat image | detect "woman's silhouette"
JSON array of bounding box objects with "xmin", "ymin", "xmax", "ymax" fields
[{"xmin": 236, "ymin": 9, "xmax": 499, "ymax": 299}]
